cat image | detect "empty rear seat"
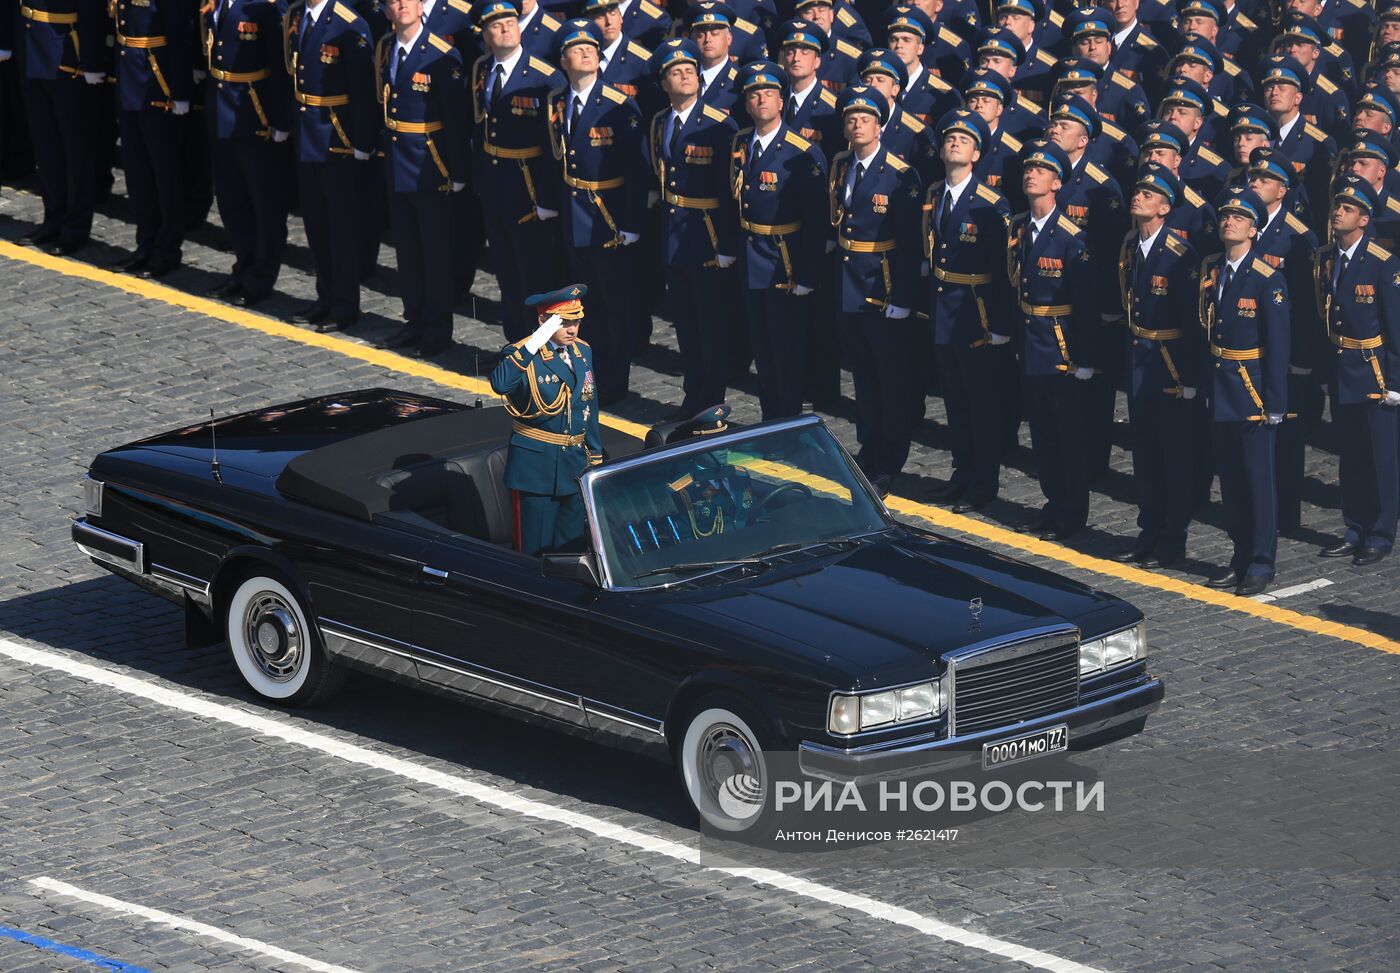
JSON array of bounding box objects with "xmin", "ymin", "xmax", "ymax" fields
[{"xmin": 377, "ymin": 445, "xmax": 514, "ymax": 546}]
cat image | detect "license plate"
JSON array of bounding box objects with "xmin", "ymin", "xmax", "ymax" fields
[{"xmin": 982, "ymin": 724, "xmax": 1068, "ymax": 770}]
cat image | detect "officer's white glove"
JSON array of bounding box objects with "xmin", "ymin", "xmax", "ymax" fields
[
  {"xmin": 1181, "ymin": 386, "xmax": 1197, "ymax": 400},
  {"xmin": 0, "ymin": 50, "xmax": 12, "ymax": 63},
  {"xmin": 884, "ymin": 304, "xmax": 910, "ymax": 320},
  {"xmin": 647, "ymin": 190, "xmax": 659, "ymax": 207},
  {"xmin": 535, "ymin": 206, "xmax": 559, "ymax": 221},
  {"xmin": 353, "ymin": 149, "xmax": 371, "ymax": 161},
  {"xmin": 451, "ymin": 181, "xmax": 466, "ymax": 193},
  {"xmin": 524, "ymin": 314, "xmax": 563, "ymax": 355},
  {"xmin": 1382, "ymin": 390, "xmax": 1400, "ymax": 407},
  {"xmin": 619, "ymin": 231, "xmax": 640, "ymax": 246},
  {"xmin": 83, "ymin": 72, "xmax": 105, "ymax": 85},
  {"xmin": 987, "ymin": 332, "xmax": 1011, "ymax": 346},
  {"xmin": 1265, "ymin": 413, "xmax": 1284, "ymax": 425},
  {"xmin": 715, "ymin": 254, "xmax": 736, "ymax": 269},
  {"xmin": 824, "ymin": 240, "xmax": 836, "ymax": 254},
  {"xmin": 272, "ymin": 129, "xmax": 289, "ymax": 143},
  {"xmin": 921, "ymin": 259, "xmax": 930, "ymax": 277},
  {"xmin": 193, "ymin": 69, "xmax": 207, "ymax": 82},
  {"xmin": 791, "ymin": 284, "xmax": 814, "ymax": 297},
  {"xmin": 1289, "ymin": 365, "xmax": 1312, "ymax": 376},
  {"xmin": 1072, "ymin": 367, "xmax": 1094, "ymax": 381},
  {"xmin": 171, "ymin": 100, "xmax": 190, "ymax": 115}
]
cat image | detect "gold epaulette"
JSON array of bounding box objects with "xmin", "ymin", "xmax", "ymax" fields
[
  {"xmin": 734, "ymin": 16, "xmax": 757, "ymax": 34},
  {"xmin": 1057, "ymin": 213, "xmax": 1082, "ymax": 235},
  {"xmin": 540, "ymin": 11, "xmax": 561, "ymax": 29},
  {"xmin": 784, "ymin": 128, "xmax": 812, "ymax": 150},
  {"xmin": 639, "ymin": 0, "xmax": 662, "ymax": 16},
  {"xmin": 836, "ymin": 7, "xmax": 855, "ymax": 25},
  {"xmin": 927, "ymin": 72, "xmax": 952, "ymax": 93},
  {"xmin": 937, "ymin": 26, "xmax": 959, "ymax": 46},
  {"xmin": 601, "ymin": 84, "xmax": 626, "ymax": 103},
  {"xmin": 1196, "ymin": 145, "xmax": 1224, "ymax": 166},
  {"xmin": 669, "ymin": 472, "xmax": 693, "ymax": 492},
  {"xmin": 333, "ymin": 2, "xmax": 357, "ymax": 22},
  {"xmin": 900, "ymin": 111, "xmax": 925, "ymax": 132},
  {"xmin": 1389, "ymin": 196, "xmax": 1400, "ymax": 215},
  {"xmin": 447, "ymin": 0, "xmax": 470, "ymax": 12},
  {"xmin": 627, "ymin": 40, "xmax": 650, "ymax": 59},
  {"xmin": 1303, "ymin": 121, "xmax": 1327, "ymax": 141},
  {"xmin": 1366, "ymin": 239, "xmax": 1392, "ymax": 260},
  {"xmin": 1036, "ymin": 48, "xmax": 1056, "ymax": 66},
  {"xmin": 1085, "ymin": 162, "xmax": 1108, "ymax": 184},
  {"xmin": 1236, "ymin": 12, "xmax": 1256, "ymax": 29},
  {"xmin": 1284, "ymin": 211, "xmax": 1309, "ymax": 235},
  {"xmin": 831, "ymin": 147, "xmax": 851, "ymax": 167},
  {"xmin": 1324, "ymin": 42, "xmax": 1345, "ymax": 59},
  {"xmin": 836, "ymin": 38, "xmax": 862, "ymax": 58},
  {"xmin": 1251, "ymin": 257, "xmax": 1276, "ymax": 277},
  {"xmin": 1164, "ymin": 232, "xmax": 1188, "ymax": 255},
  {"xmin": 574, "ymin": 337, "xmax": 590, "ymax": 347},
  {"xmin": 1101, "ymin": 120, "xmax": 1125, "ymax": 141},
  {"xmin": 1048, "ymin": 9, "xmax": 1063, "ymax": 26},
  {"xmin": 975, "ymin": 182, "xmax": 1002, "ymax": 204},
  {"xmin": 1110, "ymin": 71, "xmax": 1134, "ymax": 89},
  {"xmin": 427, "ymin": 32, "xmax": 452, "ymax": 53},
  {"xmin": 1001, "ymin": 131, "xmax": 1022, "ymax": 152},
  {"xmin": 819, "ymin": 87, "xmax": 837, "ymax": 108},
  {"xmin": 1016, "ymin": 93, "xmax": 1043, "ymax": 114},
  {"xmin": 1136, "ymin": 31, "xmax": 1157, "ymax": 48},
  {"xmin": 1184, "ymin": 185, "xmax": 1204, "ymax": 207},
  {"xmin": 701, "ymin": 103, "xmax": 728, "ymax": 123},
  {"xmin": 1316, "ymin": 74, "xmax": 1337, "ymax": 94},
  {"xmin": 529, "ymin": 55, "xmax": 557, "ymax": 75},
  {"xmin": 885, "ymin": 151, "xmax": 909, "ymax": 172},
  {"xmin": 1223, "ymin": 58, "xmax": 1240, "ymax": 76}
]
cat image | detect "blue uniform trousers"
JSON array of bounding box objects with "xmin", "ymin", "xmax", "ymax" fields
[
  {"xmin": 1087, "ymin": 320, "xmax": 1127, "ymax": 479},
  {"xmin": 22, "ymin": 76, "xmax": 96, "ymax": 246},
  {"xmin": 486, "ymin": 213, "xmax": 562, "ymax": 342},
  {"xmin": 212, "ymin": 136, "xmax": 288, "ymax": 298},
  {"xmin": 1127, "ymin": 391, "xmax": 1195, "ymax": 557},
  {"xmin": 120, "ymin": 109, "xmax": 185, "ymax": 264},
  {"xmin": 1275, "ymin": 373, "xmax": 1326, "ymax": 531},
  {"xmin": 566, "ymin": 243, "xmax": 635, "ymax": 404},
  {"xmin": 181, "ymin": 107, "xmax": 213, "ymax": 231},
  {"xmin": 389, "ymin": 189, "xmax": 454, "ymax": 345},
  {"xmin": 518, "ymin": 488, "xmax": 586, "ymax": 556},
  {"xmin": 804, "ymin": 263, "xmax": 842, "ymax": 408},
  {"xmin": 450, "ymin": 187, "xmax": 483, "ymax": 301},
  {"xmin": 745, "ymin": 288, "xmax": 810, "ymax": 421},
  {"xmin": 299, "ymin": 157, "xmax": 362, "ymax": 321},
  {"xmin": 843, "ymin": 309, "xmax": 914, "ymax": 478},
  {"xmin": 1024, "ymin": 374, "xmax": 1091, "ymax": 531},
  {"xmin": 936, "ymin": 341, "xmax": 1004, "ymax": 500},
  {"xmin": 1213, "ymin": 421, "xmax": 1278, "ymax": 579},
  {"xmin": 668, "ymin": 262, "xmax": 732, "ymax": 415},
  {"xmin": 1334, "ymin": 400, "xmax": 1398, "ymax": 552},
  {"xmin": 357, "ymin": 154, "xmax": 387, "ymax": 276}
]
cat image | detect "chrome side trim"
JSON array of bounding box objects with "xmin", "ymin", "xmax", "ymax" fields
[
  {"xmin": 73, "ymin": 518, "xmax": 144, "ymax": 574},
  {"xmin": 150, "ymin": 563, "xmax": 211, "ymax": 597},
  {"xmin": 583, "ymin": 699, "xmax": 665, "ymax": 736}
]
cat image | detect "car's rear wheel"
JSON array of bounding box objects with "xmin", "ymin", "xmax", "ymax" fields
[
  {"xmin": 225, "ymin": 573, "xmax": 344, "ymax": 706},
  {"xmin": 678, "ymin": 697, "xmax": 775, "ymax": 835}
]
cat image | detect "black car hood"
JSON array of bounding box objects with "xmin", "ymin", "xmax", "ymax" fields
[{"xmin": 677, "ymin": 532, "xmax": 1124, "ymax": 687}]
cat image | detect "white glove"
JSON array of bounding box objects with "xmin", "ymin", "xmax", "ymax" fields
[
  {"xmin": 619, "ymin": 231, "xmax": 640, "ymax": 246},
  {"xmin": 1381, "ymin": 391, "xmax": 1400, "ymax": 407},
  {"xmin": 1265, "ymin": 413, "xmax": 1284, "ymax": 425},
  {"xmin": 535, "ymin": 206, "xmax": 558, "ymax": 221},
  {"xmin": 824, "ymin": 240, "xmax": 836, "ymax": 254},
  {"xmin": 193, "ymin": 69, "xmax": 207, "ymax": 82},
  {"xmin": 987, "ymin": 332, "xmax": 1010, "ymax": 346},
  {"xmin": 524, "ymin": 314, "xmax": 563, "ymax": 355},
  {"xmin": 83, "ymin": 72, "xmax": 105, "ymax": 85},
  {"xmin": 1288, "ymin": 365, "xmax": 1312, "ymax": 376},
  {"xmin": 1072, "ymin": 367, "xmax": 1094, "ymax": 381},
  {"xmin": 1181, "ymin": 386, "xmax": 1197, "ymax": 400},
  {"xmin": 171, "ymin": 100, "xmax": 190, "ymax": 115},
  {"xmin": 272, "ymin": 129, "xmax": 289, "ymax": 143},
  {"xmin": 715, "ymin": 254, "xmax": 736, "ymax": 269},
  {"xmin": 647, "ymin": 190, "xmax": 659, "ymax": 207},
  {"xmin": 791, "ymin": 284, "xmax": 814, "ymax": 297},
  {"xmin": 451, "ymin": 181, "xmax": 466, "ymax": 193},
  {"xmin": 0, "ymin": 50, "xmax": 12, "ymax": 63},
  {"xmin": 353, "ymin": 149, "xmax": 371, "ymax": 161},
  {"xmin": 884, "ymin": 304, "xmax": 910, "ymax": 320}
]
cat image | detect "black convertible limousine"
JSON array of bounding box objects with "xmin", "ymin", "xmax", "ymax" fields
[{"xmin": 73, "ymin": 389, "xmax": 1163, "ymax": 833}]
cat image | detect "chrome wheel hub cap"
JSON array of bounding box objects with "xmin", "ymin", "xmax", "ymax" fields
[
  {"xmin": 243, "ymin": 593, "xmax": 302, "ymax": 682},
  {"xmin": 699, "ymin": 724, "xmax": 763, "ymax": 821}
]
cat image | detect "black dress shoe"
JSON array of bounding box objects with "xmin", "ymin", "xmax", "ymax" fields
[
  {"xmin": 206, "ymin": 277, "xmax": 242, "ymax": 298},
  {"xmin": 1353, "ymin": 546, "xmax": 1389, "ymax": 567},
  {"xmin": 1320, "ymin": 540, "xmax": 1359, "ymax": 558},
  {"xmin": 1114, "ymin": 547, "xmax": 1150, "ymax": 564},
  {"xmin": 45, "ymin": 238, "xmax": 88, "ymax": 256},
  {"xmin": 930, "ymin": 481, "xmax": 965, "ymax": 503},
  {"xmin": 1039, "ymin": 524, "xmax": 1083, "ymax": 542},
  {"xmin": 382, "ymin": 325, "xmax": 422, "ymax": 349},
  {"xmin": 20, "ymin": 226, "xmax": 60, "ymax": 247},
  {"xmin": 1235, "ymin": 576, "xmax": 1270, "ymax": 597},
  {"xmin": 138, "ymin": 259, "xmax": 180, "ymax": 279},
  {"xmin": 1014, "ymin": 513, "xmax": 1053, "ymax": 535},
  {"xmin": 951, "ymin": 495, "xmax": 993, "ymax": 514},
  {"xmin": 1141, "ymin": 550, "xmax": 1183, "ymax": 569},
  {"xmin": 233, "ymin": 291, "xmax": 270, "ymax": 308},
  {"xmin": 1205, "ymin": 569, "xmax": 1240, "ymax": 589},
  {"xmin": 411, "ymin": 338, "xmax": 452, "ymax": 358},
  {"xmin": 316, "ymin": 311, "xmax": 359, "ymax": 334},
  {"xmin": 108, "ymin": 251, "xmax": 150, "ymax": 273},
  {"xmin": 290, "ymin": 301, "xmax": 331, "ymax": 324}
]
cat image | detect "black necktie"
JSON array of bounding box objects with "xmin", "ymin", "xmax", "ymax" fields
[
  {"xmin": 785, "ymin": 95, "xmax": 798, "ymax": 124},
  {"xmin": 939, "ymin": 188, "xmax": 953, "ymax": 237},
  {"xmin": 1220, "ymin": 261, "xmax": 1235, "ymax": 301},
  {"xmin": 490, "ymin": 63, "xmax": 505, "ymax": 108},
  {"xmin": 299, "ymin": 9, "xmax": 311, "ymax": 49},
  {"xmin": 218, "ymin": 0, "xmax": 231, "ymax": 25},
  {"xmin": 1334, "ymin": 250, "xmax": 1349, "ymax": 290},
  {"xmin": 569, "ymin": 95, "xmax": 584, "ymax": 139},
  {"xmin": 747, "ymin": 138, "xmax": 762, "ymax": 177},
  {"xmin": 394, "ymin": 46, "xmax": 407, "ymax": 85},
  {"xmin": 849, "ymin": 161, "xmax": 864, "ymax": 202},
  {"xmin": 667, "ymin": 112, "xmax": 683, "ymax": 160}
]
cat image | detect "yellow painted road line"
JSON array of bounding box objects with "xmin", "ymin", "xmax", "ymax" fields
[{"xmin": 3, "ymin": 239, "xmax": 1397, "ymax": 657}]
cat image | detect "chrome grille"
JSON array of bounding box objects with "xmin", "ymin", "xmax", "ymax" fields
[{"xmin": 950, "ymin": 636, "xmax": 1080, "ymax": 736}]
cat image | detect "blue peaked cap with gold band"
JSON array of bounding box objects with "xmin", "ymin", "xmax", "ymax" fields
[
  {"xmin": 558, "ymin": 18, "xmax": 604, "ymax": 53},
  {"xmin": 1246, "ymin": 146, "xmax": 1293, "ymax": 187},
  {"xmin": 1334, "ymin": 175, "xmax": 1380, "ymax": 213},
  {"xmin": 885, "ymin": 5, "xmax": 934, "ymax": 41},
  {"xmin": 652, "ymin": 37, "xmax": 700, "ymax": 78},
  {"xmin": 527, "ymin": 284, "xmax": 589, "ymax": 320},
  {"xmin": 1139, "ymin": 119, "xmax": 1188, "ymax": 154},
  {"xmin": 1053, "ymin": 56, "xmax": 1103, "ymax": 88},
  {"xmin": 738, "ymin": 59, "xmax": 788, "ymax": 95},
  {"xmin": 1160, "ymin": 76, "xmax": 1213, "ymax": 116},
  {"xmin": 1356, "ymin": 86, "xmax": 1399, "ymax": 125},
  {"xmin": 1278, "ymin": 12, "xmax": 1326, "ymax": 48},
  {"xmin": 687, "ymin": 1, "xmax": 736, "ymax": 29},
  {"xmin": 1172, "ymin": 33, "xmax": 1222, "ymax": 74},
  {"xmin": 961, "ymin": 66, "xmax": 1012, "ymax": 102},
  {"xmin": 839, "ymin": 84, "xmax": 889, "ymax": 124},
  {"xmin": 1176, "ymin": 0, "xmax": 1225, "ymax": 23},
  {"xmin": 1021, "ymin": 138, "xmax": 1071, "ymax": 179},
  {"xmin": 1343, "ymin": 127, "xmax": 1398, "ymax": 167},
  {"xmin": 1229, "ymin": 102, "xmax": 1277, "ymax": 140},
  {"xmin": 1216, "ymin": 185, "xmax": 1265, "ymax": 223},
  {"xmin": 581, "ymin": 0, "xmax": 619, "ymax": 13},
  {"xmin": 1135, "ymin": 162, "xmax": 1182, "ymax": 206},
  {"xmin": 857, "ymin": 47, "xmax": 907, "ymax": 90},
  {"xmin": 1067, "ymin": 7, "xmax": 1114, "ymax": 39},
  {"xmin": 976, "ymin": 27, "xmax": 1025, "ymax": 65},
  {"xmin": 1051, "ymin": 92, "xmax": 1100, "ymax": 139},
  {"xmin": 937, "ymin": 108, "xmax": 990, "ymax": 149},
  {"xmin": 475, "ymin": 0, "xmax": 518, "ymax": 25},
  {"xmin": 1260, "ymin": 54, "xmax": 1312, "ymax": 94},
  {"xmin": 778, "ymin": 18, "xmax": 828, "ymax": 53}
]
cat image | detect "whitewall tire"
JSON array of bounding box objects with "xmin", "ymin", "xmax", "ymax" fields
[
  {"xmin": 679, "ymin": 703, "xmax": 773, "ymax": 834},
  {"xmin": 224, "ymin": 573, "xmax": 343, "ymax": 705}
]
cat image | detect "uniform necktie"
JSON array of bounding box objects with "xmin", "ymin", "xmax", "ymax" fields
[
  {"xmin": 938, "ymin": 187, "xmax": 953, "ymax": 237},
  {"xmin": 569, "ymin": 94, "xmax": 584, "ymax": 138},
  {"xmin": 490, "ymin": 63, "xmax": 505, "ymax": 108},
  {"xmin": 560, "ymin": 348, "xmax": 573, "ymax": 374},
  {"xmin": 785, "ymin": 95, "xmax": 798, "ymax": 124},
  {"xmin": 299, "ymin": 8, "xmax": 311, "ymax": 48},
  {"xmin": 218, "ymin": 0, "xmax": 231, "ymax": 25},
  {"xmin": 846, "ymin": 159, "xmax": 863, "ymax": 205},
  {"xmin": 393, "ymin": 45, "xmax": 407, "ymax": 85},
  {"xmin": 747, "ymin": 137, "xmax": 762, "ymax": 178},
  {"xmin": 1334, "ymin": 250, "xmax": 1349, "ymax": 290},
  {"xmin": 1219, "ymin": 261, "xmax": 1234, "ymax": 301},
  {"xmin": 667, "ymin": 111, "xmax": 683, "ymax": 160}
]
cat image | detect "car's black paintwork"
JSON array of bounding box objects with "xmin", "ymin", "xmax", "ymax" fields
[{"xmin": 75, "ymin": 389, "xmax": 1162, "ymax": 771}]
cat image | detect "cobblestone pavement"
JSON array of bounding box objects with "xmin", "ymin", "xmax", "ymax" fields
[{"xmin": 0, "ymin": 178, "xmax": 1397, "ymax": 973}]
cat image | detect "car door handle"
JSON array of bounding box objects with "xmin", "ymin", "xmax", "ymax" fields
[{"xmin": 421, "ymin": 565, "xmax": 449, "ymax": 582}]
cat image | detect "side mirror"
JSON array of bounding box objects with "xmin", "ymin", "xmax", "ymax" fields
[{"xmin": 541, "ymin": 551, "xmax": 601, "ymax": 587}]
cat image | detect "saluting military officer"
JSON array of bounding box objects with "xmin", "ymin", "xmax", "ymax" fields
[
  {"xmin": 925, "ymin": 108, "xmax": 1013, "ymax": 512},
  {"xmin": 490, "ymin": 285, "xmax": 604, "ymax": 555},
  {"xmin": 1009, "ymin": 138, "xmax": 1100, "ymax": 541},
  {"xmin": 830, "ymin": 83, "xmax": 923, "ymax": 490},
  {"xmin": 471, "ymin": 0, "xmax": 566, "ymax": 342},
  {"xmin": 284, "ymin": 0, "xmax": 376, "ymax": 332},
  {"xmin": 1315, "ymin": 176, "xmax": 1400, "ymax": 566},
  {"xmin": 1115, "ymin": 163, "xmax": 1203, "ymax": 567},
  {"xmin": 650, "ymin": 37, "xmax": 739, "ymax": 418},
  {"xmin": 731, "ymin": 59, "xmax": 829, "ymax": 420},
  {"xmin": 1200, "ymin": 187, "xmax": 1290, "ymax": 597},
  {"xmin": 201, "ymin": 0, "xmax": 293, "ymax": 307}
]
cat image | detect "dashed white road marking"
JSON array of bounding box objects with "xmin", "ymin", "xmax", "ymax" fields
[
  {"xmin": 0, "ymin": 635, "xmax": 1108, "ymax": 973},
  {"xmin": 1252, "ymin": 578, "xmax": 1334, "ymax": 603},
  {"xmin": 29, "ymin": 877, "xmax": 363, "ymax": 973}
]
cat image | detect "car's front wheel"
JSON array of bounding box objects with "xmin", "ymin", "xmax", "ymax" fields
[
  {"xmin": 225, "ymin": 572, "xmax": 344, "ymax": 706},
  {"xmin": 678, "ymin": 698, "xmax": 775, "ymax": 835}
]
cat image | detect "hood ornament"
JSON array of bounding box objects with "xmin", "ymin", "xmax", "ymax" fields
[{"xmin": 968, "ymin": 597, "xmax": 983, "ymax": 630}]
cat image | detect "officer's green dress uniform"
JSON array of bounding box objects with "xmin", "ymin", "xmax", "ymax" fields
[{"xmin": 489, "ymin": 286, "xmax": 605, "ymax": 555}]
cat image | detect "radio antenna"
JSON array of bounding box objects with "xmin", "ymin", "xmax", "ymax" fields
[
  {"xmin": 474, "ymin": 352, "xmax": 483, "ymax": 408},
  {"xmin": 209, "ymin": 408, "xmax": 223, "ymax": 483}
]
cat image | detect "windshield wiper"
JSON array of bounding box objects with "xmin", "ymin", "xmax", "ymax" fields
[
  {"xmin": 752, "ymin": 538, "xmax": 858, "ymax": 560},
  {"xmin": 633, "ymin": 558, "xmax": 769, "ymax": 580}
]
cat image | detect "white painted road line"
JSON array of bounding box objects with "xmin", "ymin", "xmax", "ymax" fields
[
  {"xmin": 1252, "ymin": 578, "xmax": 1334, "ymax": 603},
  {"xmin": 28, "ymin": 878, "xmax": 363, "ymax": 973},
  {"xmin": 0, "ymin": 635, "xmax": 1108, "ymax": 973}
]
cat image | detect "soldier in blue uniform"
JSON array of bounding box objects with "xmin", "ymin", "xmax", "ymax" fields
[
  {"xmin": 1351, "ymin": 85, "xmax": 1400, "ymax": 196},
  {"xmin": 650, "ymin": 38, "xmax": 740, "ymax": 417},
  {"xmin": 1066, "ymin": 8, "xmax": 1151, "ymax": 139},
  {"xmin": 1261, "ymin": 55, "xmax": 1337, "ymax": 235},
  {"xmin": 1337, "ymin": 130, "xmax": 1400, "ymax": 251},
  {"xmin": 589, "ymin": 0, "xmax": 655, "ymax": 110},
  {"xmin": 996, "ymin": 0, "xmax": 1057, "ymax": 108},
  {"xmin": 1009, "ymin": 139, "xmax": 1100, "ymax": 539},
  {"xmin": 1138, "ymin": 118, "xmax": 1219, "ymax": 255},
  {"xmin": 471, "ymin": 0, "xmax": 566, "ymax": 342},
  {"xmin": 376, "ymin": 0, "xmax": 469, "ymax": 357},
  {"xmin": 620, "ymin": 0, "xmax": 671, "ymax": 51},
  {"xmin": 1102, "ymin": 0, "xmax": 1167, "ymax": 86},
  {"xmin": 12, "ymin": 0, "xmax": 107, "ymax": 254},
  {"xmin": 283, "ymin": 0, "xmax": 376, "ymax": 331},
  {"xmin": 547, "ymin": 18, "xmax": 646, "ymax": 403},
  {"xmin": 687, "ymin": 2, "xmax": 742, "ymax": 114},
  {"xmin": 793, "ymin": 0, "xmax": 860, "ymax": 92},
  {"xmin": 925, "ymin": 108, "xmax": 1013, "ymax": 511},
  {"xmin": 688, "ymin": 0, "xmax": 765, "ymax": 67},
  {"xmin": 855, "ymin": 47, "xmax": 930, "ymax": 162},
  {"xmin": 1276, "ymin": 12, "xmax": 1353, "ymax": 140},
  {"xmin": 490, "ymin": 285, "xmax": 605, "ymax": 555},
  {"xmin": 517, "ymin": 0, "xmax": 563, "ymax": 58},
  {"xmin": 202, "ymin": 0, "xmax": 293, "ymax": 307},
  {"xmin": 1169, "ymin": 32, "xmax": 1253, "ymax": 115},
  {"xmin": 731, "ymin": 59, "xmax": 828, "ymax": 419},
  {"xmin": 974, "ymin": 27, "xmax": 1046, "ymax": 141},
  {"xmin": 956, "ymin": 67, "xmax": 1025, "ymax": 199},
  {"xmin": 884, "ymin": 6, "xmax": 960, "ymax": 126},
  {"xmin": 829, "ymin": 83, "xmax": 923, "ymax": 489},
  {"xmin": 1159, "ymin": 77, "xmax": 1230, "ymax": 203},
  {"xmin": 1315, "ymin": 177, "xmax": 1400, "ymax": 565},
  {"xmin": 1114, "ymin": 163, "xmax": 1203, "ymax": 566},
  {"xmin": 898, "ymin": 2, "xmax": 971, "ymax": 86},
  {"xmin": 1199, "ymin": 187, "xmax": 1290, "ymax": 596},
  {"xmin": 775, "ymin": 19, "xmax": 841, "ymax": 157},
  {"xmin": 1051, "ymin": 58, "xmax": 1138, "ymax": 190}
]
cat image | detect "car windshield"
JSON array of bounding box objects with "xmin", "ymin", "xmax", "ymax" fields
[{"xmin": 586, "ymin": 421, "xmax": 888, "ymax": 588}]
